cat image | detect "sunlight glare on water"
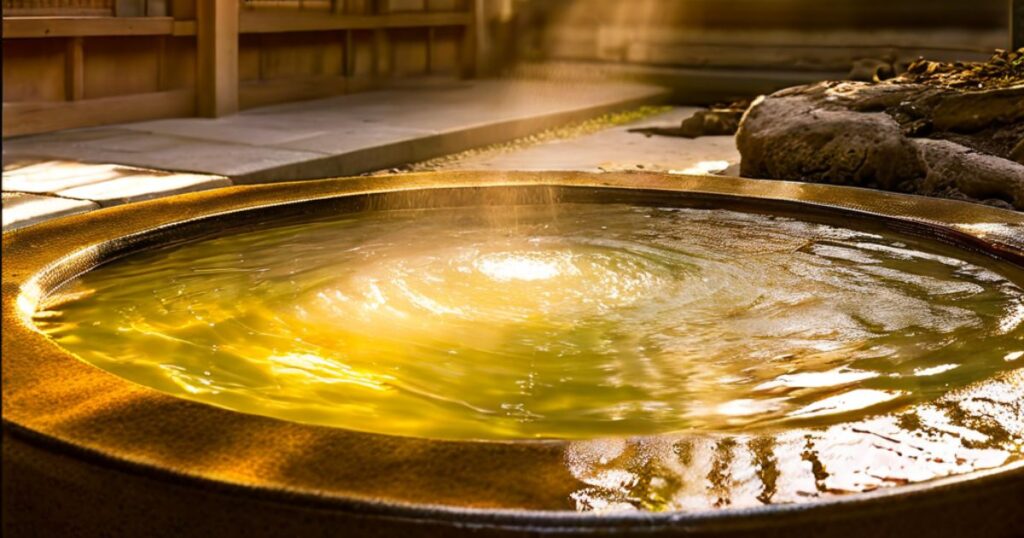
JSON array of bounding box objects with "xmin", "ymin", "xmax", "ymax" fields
[
  {"xmin": 476, "ymin": 253, "xmax": 563, "ymax": 282},
  {"xmin": 35, "ymin": 203, "xmax": 1024, "ymax": 440}
]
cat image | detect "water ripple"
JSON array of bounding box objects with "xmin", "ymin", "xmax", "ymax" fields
[{"xmin": 37, "ymin": 204, "xmax": 1024, "ymax": 440}]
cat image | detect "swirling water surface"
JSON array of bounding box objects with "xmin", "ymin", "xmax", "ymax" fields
[{"xmin": 37, "ymin": 204, "xmax": 1024, "ymax": 440}]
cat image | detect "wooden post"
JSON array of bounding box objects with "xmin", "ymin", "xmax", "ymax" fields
[
  {"xmin": 156, "ymin": 36, "xmax": 168, "ymax": 91},
  {"xmin": 65, "ymin": 37, "xmax": 85, "ymax": 101},
  {"xmin": 372, "ymin": 0, "xmax": 390, "ymax": 77},
  {"xmin": 373, "ymin": 29, "xmax": 390, "ymax": 77},
  {"xmin": 345, "ymin": 30, "xmax": 355, "ymax": 77},
  {"xmin": 1013, "ymin": 0, "xmax": 1023, "ymax": 50},
  {"xmin": 170, "ymin": 0, "xmax": 197, "ymax": 19},
  {"xmin": 197, "ymin": 0, "xmax": 239, "ymax": 117},
  {"xmin": 426, "ymin": 26, "xmax": 435, "ymax": 74},
  {"xmin": 460, "ymin": 0, "xmax": 480, "ymax": 78}
]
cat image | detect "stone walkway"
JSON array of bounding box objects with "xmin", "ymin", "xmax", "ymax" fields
[
  {"xmin": 3, "ymin": 80, "xmax": 665, "ymax": 183},
  {"xmin": 429, "ymin": 107, "xmax": 740, "ymax": 175},
  {"xmin": 1, "ymin": 83, "xmax": 743, "ymax": 232}
]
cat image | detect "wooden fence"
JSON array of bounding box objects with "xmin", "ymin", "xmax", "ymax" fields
[{"xmin": 2, "ymin": 0, "xmax": 477, "ymax": 137}]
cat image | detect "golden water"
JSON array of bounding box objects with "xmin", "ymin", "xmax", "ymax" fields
[{"xmin": 37, "ymin": 204, "xmax": 1024, "ymax": 440}]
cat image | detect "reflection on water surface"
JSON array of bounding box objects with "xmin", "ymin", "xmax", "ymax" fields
[{"xmin": 37, "ymin": 204, "xmax": 1024, "ymax": 443}]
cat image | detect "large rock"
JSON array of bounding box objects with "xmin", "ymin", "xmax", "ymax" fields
[
  {"xmin": 914, "ymin": 139, "xmax": 1024, "ymax": 209},
  {"xmin": 737, "ymin": 84, "xmax": 925, "ymax": 191},
  {"xmin": 737, "ymin": 80, "xmax": 1024, "ymax": 210},
  {"xmin": 929, "ymin": 86, "xmax": 1024, "ymax": 132},
  {"xmin": 1012, "ymin": 138, "xmax": 1024, "ymax": 165}
]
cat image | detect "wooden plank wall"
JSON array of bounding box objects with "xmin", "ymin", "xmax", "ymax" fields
[
  {"xmin": 2, "ymin": 0, "xmax": 475, "ymax": 137},
  {"xmin": 517, "ymin": 0, "xmax": 1010, "ymax": 73}
]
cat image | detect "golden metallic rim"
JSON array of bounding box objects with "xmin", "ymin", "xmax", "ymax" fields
[{"xmin": 3, "ymin": 171, "xmax": 1023, "ymax": 528}]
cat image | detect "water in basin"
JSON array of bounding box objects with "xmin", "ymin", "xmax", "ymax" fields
[{"xmin": 36, "ymin": 203, "xmax": 1024, "ymax": 440}]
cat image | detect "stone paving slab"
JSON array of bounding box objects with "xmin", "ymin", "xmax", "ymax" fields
[
  {"xmin": 3, "ymin": 80, "xmax": 668, "ymax": 184},
  {"xmin": 5, "ymin": 133, "xmax": 327, "ymax": 180},
  {"xmin": 3, "ymin": 159, "xmax": 230, "ymax": 205},
  {"xmin": 2, "ymin": 192, "xmax": 99, "ymax": 232},
  {"xmin": 433, "ymin": 107, "xmax": 741, "ymax": 174},
  {"xmin": 276, "ymin": 125, "xmax": 436, "ymax": 155},
  {"xmin": 1, "ymin": 159, "xmax": 230, "ymax": 231},
  {"xmin": 57, "ymin": 173, "xmax": 231, "ymax": 207},
  {"xmin": 3, "ymin": 161, "xmax": 133, "ymax": 193}
]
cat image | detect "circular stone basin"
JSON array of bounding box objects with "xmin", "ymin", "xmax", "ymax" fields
[{"xmin": 3, "ymin": 172, "xmax": 1023, "ymax": 537}]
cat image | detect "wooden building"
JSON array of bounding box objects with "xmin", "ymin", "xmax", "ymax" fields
[
  {"xmin": 2, "ymin": 0, "xmax": 478, "ymax": 137},
  {"xmin": 3, "ymin": 0, "xmax": 1015, "ymax": 139}
]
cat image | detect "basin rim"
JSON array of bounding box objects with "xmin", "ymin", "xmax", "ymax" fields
[{"xmin": 3, "ymin": 170, "xmax": 1023, "ymax": 531}]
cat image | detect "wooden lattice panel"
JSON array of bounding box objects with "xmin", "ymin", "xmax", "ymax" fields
[{"xmin": 2, "ymin": 0, "xmax": 113, "ymax": 16}]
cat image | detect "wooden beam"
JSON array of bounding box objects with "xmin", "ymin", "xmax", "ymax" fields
[
  {"xmin": 64, "ymin": 37, "xmax": 85, "ymax": 101},
  {"xmin": 2, "ymin": 17, "xmax": 176, "ymax": 38},
  {"xmin": 3, "ymin": 90, "xmax": 195, "ymax": 138},
  {"xmin": 548, "ymin": 25, "xmax": 1004, "ymax": 51},
  {"xmin": 172, "ymin": 20, "xmax": 197, "ymax": 36},
  {"xmin": 239, "ymin": 11, "xmax": 470, "ymax": 34},
  {"xmin": 197, "ymin": 0, "xmax": 238, "ymax": 117}
]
